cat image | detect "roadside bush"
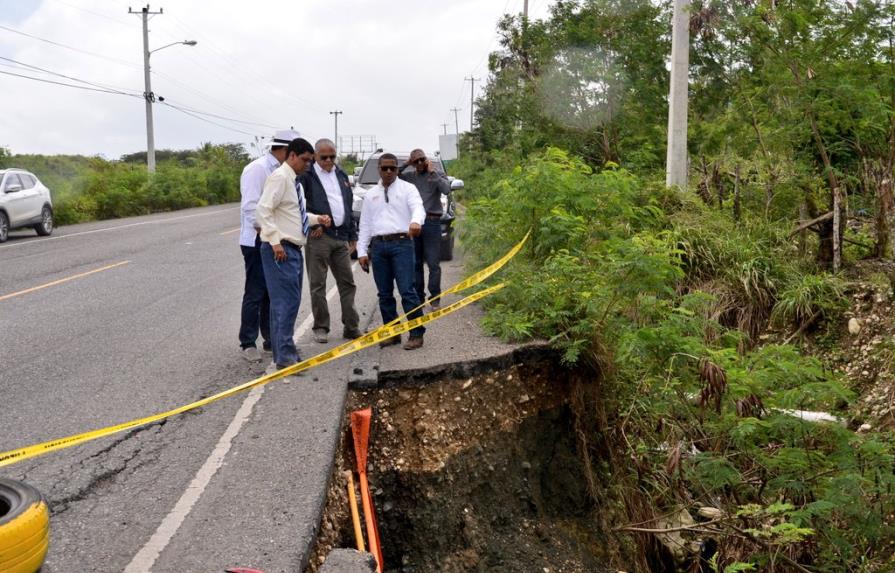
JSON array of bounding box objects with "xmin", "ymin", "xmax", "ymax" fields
[
  {"xmin": 461, "ymin": 147, "xmax": 895, "ymax": 572},
  {"xmin": 2, "ymin": 144, "xmax": 245, "ymax": 225}
]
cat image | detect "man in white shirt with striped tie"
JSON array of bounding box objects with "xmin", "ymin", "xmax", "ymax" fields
[{"xmin": 257, "ymin": 138, "xmax": 331, "ymax": 370}]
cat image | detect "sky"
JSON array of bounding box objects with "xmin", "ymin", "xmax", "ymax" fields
[{"xmin": 0, "ymin": 0, "xmax": 554, "ymax": 159}]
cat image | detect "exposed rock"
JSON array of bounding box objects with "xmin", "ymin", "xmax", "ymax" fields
[
  {"xmin": 654, "ymin": 509, "xmax": 701, "ymax": 564},
  {"xmin": 849, "ymin": 318, "xmax": 862, "ymax": 334},
  {"xmin": 697, "ymin": 506, "xmax": 724, "ymax": 519}
]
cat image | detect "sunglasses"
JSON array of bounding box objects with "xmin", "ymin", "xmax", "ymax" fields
[
  {"xmin": 318, "ymin": 154, "xmax": 336, "ymax": 161},
  {"xmin": 379, "ymin": 165, "xmax": 398, "ymax": 172},
  {"xmin": 413, "ymin": 157, "xmax": 427, "ymax": 165}
]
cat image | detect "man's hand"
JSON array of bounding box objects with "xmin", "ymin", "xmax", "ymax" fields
[
  {"xmin": 349, "ymin": 241, "xmax": 357, "ymax": 254},
  {"xmin": 310, "ymin": 227, "xmax": 324, "ymax": 239},
  {"xmin": 272, "ymin": 243, "xmax": 287, "ymax": 262},
  {"xmin": 359, "ymin": 255, "xmax": 370, "ymax": 273},
  {"xmin": 318, "ymin": 215, "xmax": 332, "ymax": 228},
  {"xmin": 409, "ymin": 222, "xmax": 422, "ymax": 237}
]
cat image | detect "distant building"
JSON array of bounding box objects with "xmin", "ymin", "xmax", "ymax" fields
[{"xmin": 439, "ymin": 134, "xmax": 458, "ymax": 161}]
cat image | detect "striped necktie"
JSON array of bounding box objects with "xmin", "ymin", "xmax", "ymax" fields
[{"xmin": 298, "ymin": 183, "xmax": 310, "ymax": 237}]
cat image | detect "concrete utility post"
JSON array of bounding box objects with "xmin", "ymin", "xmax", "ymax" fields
[
  {"xmin": 450, "ymin": 107, "xmax": 461, "ymax": 158},
  {"xmin": 464, "ymin": 76, "xmax": 479, "ymax": 131},
  {"xmin": 441, "ymin": 123, "xmax": 448, "ymax": 135},
  {"xmin": 129, "ymin": 5, "xmax": 195, "ymax": 174},
  {"xmin": 665, "ymin": 0, "xmax": 690, "ymax": 189},
  {"xmin": 329, "ymin": 110, "xmax": 342, "ymax": 154},
  {"xmin": 132, "ymin": 5, "xmax": 162, "ymax": 173}
]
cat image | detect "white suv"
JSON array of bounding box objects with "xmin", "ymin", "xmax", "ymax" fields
[{"xmin": 0, "ymin": 169, "xmax": 54, "ymax": 243}]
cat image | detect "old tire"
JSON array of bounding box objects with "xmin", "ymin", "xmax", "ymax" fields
[
  {"xmin": 441, "ymin": 233, "xmax": 455, "ymax": 261},
  {"xmin": 0, "ymin": 479, "xmax": 50, "ymax": 573},
  {"xmin": 34, "ymin": 207, "xmax": 53, "ymax": 237},
  {"xmin": 0, "ymin": 211, "xmax": 8, "ymax": 243}
]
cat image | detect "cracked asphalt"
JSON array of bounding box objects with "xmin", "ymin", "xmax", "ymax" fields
[
  {"xmin": 0, "ymin": 204, "xmax": 522, "ymax": 572},
  {"xmin": 0, "ymin": 205, "xmax": 381, "ymax": 572}
]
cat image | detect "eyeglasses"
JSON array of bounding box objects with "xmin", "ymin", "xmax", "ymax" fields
[
  {"xmin": 319, "ymin": 154, "xmax": 336, "ymax": 161},
  {"xmin": 413, "ymin": 157, "xmax": 427, "ymax": 165},
  {"xmin": 379, "ymin": 165, "xmax": 398, "ymax": 172}
]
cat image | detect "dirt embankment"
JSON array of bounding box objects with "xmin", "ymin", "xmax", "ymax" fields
[{"xmin": 310, "ymin": 355, "xmax": 613, "ymax": 573}]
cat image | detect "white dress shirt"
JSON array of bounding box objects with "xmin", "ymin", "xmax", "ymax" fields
[
  {"xmin": 314, "ymin": 162, "xmax": 345, "ymax": 227},
  {"xmin": 239, "ymin": 152, "xmax": 280, "ymax": 247},
  {"xmin": 357, "ymin": 178, "xmax": 425, "ymax": 258},
  {"xmin": 257, "ymin": 162, "xmax": 323, "ymax": 247}
]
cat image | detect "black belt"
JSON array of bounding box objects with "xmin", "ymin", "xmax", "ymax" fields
[
  {"xmin": 372, "ymin": 233, "xmax": 410, "ymax": 242},
  {"xmin": 426, "ymin": 213, "xmax": 443, "ymax": 220},
  {"xmin": 281, "ymin": 240, "xmax": 302, "ymax": 250}
]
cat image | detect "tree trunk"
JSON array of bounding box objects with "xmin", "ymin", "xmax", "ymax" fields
[
  {"xmin": 798, "ymin": 203, "xmax": 808, "ymax": 256},
  {"xmin": 733, "ymin": 164, "xmax": 742, "ymax": 222},
  {"xmin": 833, "ymin": 187, "xmax": 841, "ymax": 272},
  {"xmin": 789, "ymin": 62, "xmax": 844, "ymax": 269}
]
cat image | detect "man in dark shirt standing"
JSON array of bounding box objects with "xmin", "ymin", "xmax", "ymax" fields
[{"xmin": 400, "ymin": 149, "xmax": 451, "ymax": 309}]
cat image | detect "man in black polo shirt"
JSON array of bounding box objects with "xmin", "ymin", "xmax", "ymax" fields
[
  {"xmin": 400, "ymin": 149, "xmax": 450, "ymax": 309},
  {"xmin": 299, "ymin": 138, "xmax": 361, "ymax": 343}
]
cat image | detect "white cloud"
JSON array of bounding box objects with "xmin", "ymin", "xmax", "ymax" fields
[{"xmin": 0, "ymin": 0, "xmax": 554, "ymax": 159}]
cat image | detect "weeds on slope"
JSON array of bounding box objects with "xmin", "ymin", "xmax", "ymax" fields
[{"xmin": 460, "ymin": 148, "xmax": 894, "ymax": 572}]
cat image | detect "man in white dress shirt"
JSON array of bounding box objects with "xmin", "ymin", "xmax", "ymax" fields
[
  {"xmin": 237, "ymin": 128, "xmax": 300, "ymax": 363},
  {"xmin": 357, "ymin": 153, "xmax": 426, "ymax": 350},
  {"xmin": 298, "ymin": 139, "xmax": 361, "ymax": 343},
  {"xmin": 257, "ymin": 138, "xmax": 331, "ymax": 370}
]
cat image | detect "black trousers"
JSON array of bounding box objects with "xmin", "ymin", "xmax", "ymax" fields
[{"xmin": 239, "ymin": 234, "xmax": 271, "ymax": 349}]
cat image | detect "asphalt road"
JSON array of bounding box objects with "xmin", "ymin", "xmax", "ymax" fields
[{"xmin": 0, "ymin": 205, "xmax": 381, "ymax": 572}]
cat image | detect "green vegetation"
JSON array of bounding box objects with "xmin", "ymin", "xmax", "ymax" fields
[
  {"xmin": 0, "ymin": 143, "xmax": 248, "ymax": 225},
  {"xmin": 456, "ymin": 1, "xmax": 895, "ymax": 571}
]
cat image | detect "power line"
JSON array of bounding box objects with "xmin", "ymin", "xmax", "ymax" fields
[
  {"xmin": 0, "ymin": 24, "xmax": 142, "ymax": 70},
  {"xmin": 0, "ymin": 68, "xmax": 142, "ymax": 97},
  {"xmin": 0, "ymin": 63, "xmax": 268, "ymax": 137},
  {"xmin": 164, "ymin": 13, "xmax": 327, "ymax": 114},
  {"xmin": 0, "ymin": 22, "xmax": 279, "ymax": 130},
  {"xmin": 159, "ymin": 98, "xmax": 279, "ymax": 130},
  {"xmin": 151, "ymin": 69, "xmax": 281, "ymax": 129},
  {"xmin": 0, "ymin": 55, "xmax": 142, "ymax": 96},
  {"xmin": 48, "ymin": 0, "xmax": 137, "ymax": 29},
  {"xmin": 160, "ymin": 102, "xmax": 259, "ymax": 137}
]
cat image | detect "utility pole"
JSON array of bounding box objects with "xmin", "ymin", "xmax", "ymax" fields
[
  {"xmin": 441, "ymin": 123, "xmax": 448, "ymax": 135},
  {"xmin": 329, "ymin": 110, "xmax": 342, "ymax": 152},
  {"xmin": 450, "ymin": 107, "xmax": 461, "ymax": 135},
  {"xmin": 665, "ymin": 0, "xmax": 690, "ymax": 189},
  {"xmin": 523, "ymin": 0, "xmax": 529, "ymax": 21},
  {"xmin": 130, "ymin": 5, "xmax": 163, "ymax": 173},
  {"xmin": 464, "ymin": 76, "xmax": 479, "ymax": 131}
]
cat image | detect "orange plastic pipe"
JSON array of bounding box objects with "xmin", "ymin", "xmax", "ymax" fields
[
  {"xmin": 344, "ymin": 470, "xmax": 365, "ymax": 552},
  {"xmin": 351, "ymin": 408, "xmax": 384, "ymax": 572}
]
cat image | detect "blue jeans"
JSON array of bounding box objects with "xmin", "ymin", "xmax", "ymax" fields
[
  {"xmin": 239, "ymin": 234, "xmax": 271, "ymax": 350},
  {"xmin": 414, "ymin": 219, "xmax": 442, "ymax": 304},
  {"xmin": 371, "ymin": 238, "xmax": 425, "ymax": 338},
  {"xmin": 260, "ymin": 242, "xmax": 304, "ymax": 367}
]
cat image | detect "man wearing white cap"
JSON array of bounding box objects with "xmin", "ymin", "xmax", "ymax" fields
[{"xmin": 237, "ymin": 128, "xmax": 300, "ymax": 362}]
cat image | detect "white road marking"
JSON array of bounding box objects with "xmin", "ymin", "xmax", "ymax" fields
[
  {"xmin": 124, "ymin": 263, "xmax": 357, "ymax": 572},
  {"xmin": 0, "ymin": 206, "xmax": 238, "ymax": 250}
]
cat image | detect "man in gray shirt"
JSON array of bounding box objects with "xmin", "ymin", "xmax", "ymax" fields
[{"xmin": 400, "ymin": 149, "xmax": 451, "ymax": 308}]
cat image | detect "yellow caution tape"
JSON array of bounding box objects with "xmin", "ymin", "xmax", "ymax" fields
[{"xmin": 0, "ymin": 233, "xmax": 527, "ymax": 468}]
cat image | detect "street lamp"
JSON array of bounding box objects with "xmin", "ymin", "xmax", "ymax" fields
[
  {"xmin": 150, "ymin": 40, "xmax": 198, "ymax": 55},
  {"xmin": 142, "ymin": 34, "xmax": 196, "ymax": 172}
]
